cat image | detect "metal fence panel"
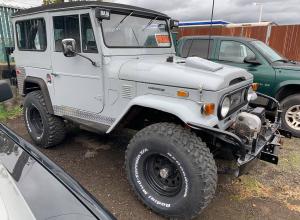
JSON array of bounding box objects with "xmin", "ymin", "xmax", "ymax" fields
[{"xmin": 0, "ymin": 6, "xmax": 18, "ymax": 64}]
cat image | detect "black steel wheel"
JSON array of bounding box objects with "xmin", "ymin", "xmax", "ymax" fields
[
  {"xmin": 28, "ymin": 105, "xmax": 44, "ymax": 136},
  {"xmin": 144, "ymin": 154, "xmax": 183, "ymax": 197},
  {"xmin": 125, "ymin": 123, "xmax": 217, "ymax": 220}
]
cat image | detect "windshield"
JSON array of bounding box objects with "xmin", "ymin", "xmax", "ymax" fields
[
  {"xmin": 101, "ymin": 13, "xmax": 171, "ymax": 48},
  {"xmin": 251, "ymin": 40, "xmax": 285, "ymax": 62}
]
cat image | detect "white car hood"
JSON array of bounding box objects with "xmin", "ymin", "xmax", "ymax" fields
[{"xmin": 119, "ymin": 56, "xmax": 253, "ymax": 91}]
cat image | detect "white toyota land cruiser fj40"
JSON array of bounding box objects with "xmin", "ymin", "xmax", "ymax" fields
[{"xmin": 12, "ymin": 2, "xmax": 286, "ymax": 219}]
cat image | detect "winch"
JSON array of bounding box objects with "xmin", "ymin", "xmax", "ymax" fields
[{"xmin": 234, "ymin": 112, "xmax": 262, "ymax": 143}]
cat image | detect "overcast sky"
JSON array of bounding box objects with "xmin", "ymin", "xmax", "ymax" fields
[{"xmin": 2, "ymin": 0, "xmax": 300, "ymax": 24}]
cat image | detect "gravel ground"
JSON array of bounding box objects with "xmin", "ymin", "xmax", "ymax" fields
[{"xmin": 5, "ymin": 117, "xmax": 300, "ymax": 220}]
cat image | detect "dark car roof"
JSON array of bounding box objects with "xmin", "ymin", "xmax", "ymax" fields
[
  {"xmin": 12, "ymin": 1, "xmax": 169, "ymax": 18},
  {"xmin": 179, "ymin": 35, "xmax": 257, "ymax": 42}
]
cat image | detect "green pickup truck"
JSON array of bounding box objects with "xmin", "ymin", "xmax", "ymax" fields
[{"xmin": 177, "ymin": 35, "xmax": 300, "ymax": 137}]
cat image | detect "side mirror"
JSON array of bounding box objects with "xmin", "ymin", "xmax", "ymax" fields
[
  {"xmin": 62, "ymin": 39, "xmax": 76, "ymax": 57},
  {"xmin": 0, "ymin": 81, "xmax": 13, "ymax": 102},
  {"xmin": 244, "ymin": 55, "xmax": 261, "ymax": 65},
  {"xmin": 170, "ymin": 19, "xmax": 179, "ymax": 29}
]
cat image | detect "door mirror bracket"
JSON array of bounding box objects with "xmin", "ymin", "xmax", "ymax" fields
[
  {"xmin": 62, "ymin": 39, "xmax": 99, "ymax": 66},
  {"xmin": 244, "ymin": 55, "xmax": 261, "ymax": 65}
]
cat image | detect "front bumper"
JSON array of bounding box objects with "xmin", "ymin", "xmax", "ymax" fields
[{"xmin": 187, "ymin": 93, "xmax": 291, "ymax": 171}]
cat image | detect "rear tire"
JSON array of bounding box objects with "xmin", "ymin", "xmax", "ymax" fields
[
  {"xmin": 23, "ymin": 91, "xmax": 66, "ymax": 148},
  {"xmin": 125, "ymin": 123, "xmax": 217, "ymax": 219},
  {"xmin": 281, "ymin": 94, "xmax": 300, "ymax": 137}
]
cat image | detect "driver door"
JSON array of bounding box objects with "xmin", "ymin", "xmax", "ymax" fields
[
  {"xmin": 216, "ymin": 40, "xmax": 275, "ymax": 95},
  {"xmin": 50, "ymin": 12, "xmax": 104, "ymax": 113}
]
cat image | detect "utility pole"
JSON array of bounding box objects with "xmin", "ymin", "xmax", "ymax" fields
[{"xmin": 253, "ymin": 2, "xmax": 264, "ymax": 23}]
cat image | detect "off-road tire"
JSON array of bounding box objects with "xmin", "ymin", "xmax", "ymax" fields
[
  {"xmin": 125, "ymin": 123, "xmax": 217, "ymax": 220},
  {"xmin": 23, "ymin": 91, "xmax": 66, "ymax": 148},
  {"xmin": 281, "ymin": 94, "xmax": 300, "ymax": 137}
]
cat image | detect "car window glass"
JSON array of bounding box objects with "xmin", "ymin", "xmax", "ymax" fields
[
  {"xmin": 81, "ymin": 14, "xmax": 98, "ymax": 53},
  {"xmin": 180, "ymin": 39, "xmax": 192, "ymax": 57},
  {"xmin": 219, "ymin": 41, "xmax": 255, "ymax": 63},
  {"xmin": 53, "ymin": 15, "xmax": 81, "ymax": 52},
  {"xmin": 188, "ymin": 39, "xmax": 213, "ymax": 58},
  {"xmin": 102, "ymin": 13, "xmax": 171, "ymax": 48},
  {"xmin": 16, "ymin": 19, "xmax": 47, "ymax": 51}
]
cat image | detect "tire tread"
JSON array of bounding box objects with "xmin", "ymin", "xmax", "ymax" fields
[
  {"xmin": 24, "ymin": 90, "xmax": 66, "ymax": 148},
  {"xmin": 125, "ymin": 122, "xmax": 217, "ymax": 219}
]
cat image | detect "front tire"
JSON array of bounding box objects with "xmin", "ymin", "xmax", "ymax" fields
[
  {"xmin": 125, "ymin": 123, "xmax": 217, "ymax": 219},
  {"xmin": 23, "ymin": 91, "xmax": 66, "ymax": 148},
  {"xmin": 281, "ymin": 94, "xmax": 300, "ymax": 137}
]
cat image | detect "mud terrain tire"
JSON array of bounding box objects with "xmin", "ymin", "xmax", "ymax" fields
[
  {"xmin": 23, "ymin": 91, "xmax": 66, "ymax": 148},
  {"xmin": 125, "ymin": 123, "xmax": 217, "ymax": 219}
]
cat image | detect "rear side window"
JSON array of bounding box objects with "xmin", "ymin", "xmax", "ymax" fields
[
  {"xmin": 81, "ymin": 14, "xmax": 98, "ymax": 53},
  {"xmin": 16, "ymin": 19, "xmax": 47, "ymax": 51},
  {"xmin": 53, "ymin": 15, "xmax": 81, "ymax": 52},
  {"xmin": 188, "ymin": 39, "xmax": 213, "ymax": 58}
]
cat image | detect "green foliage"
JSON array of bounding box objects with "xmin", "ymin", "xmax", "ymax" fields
[{"xmin": 0, "ymin": 104, "xmax": 22, "ymax": 122}]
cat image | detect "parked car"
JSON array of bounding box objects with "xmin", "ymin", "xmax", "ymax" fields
[
  {"xmin": 0, "ymin": 80, "xmax": 115, "ymax": 220},
  {"xmin": 12, "ymin": 2, "xmax": 284, "ymax": 219},
  {"xmin": 177, "ymin": 35, "xmax": 300, "ymax": 137}
]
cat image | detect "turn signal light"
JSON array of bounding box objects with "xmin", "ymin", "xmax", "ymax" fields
[
  {"xmin": 251, "ymin": 83, "xmax": 260, "ymax": 91},
  {"xmin": 202, "ymin": 103, "xmax": 215, "ymax": 115},
  {"xmin": 177, "ymin": 90, "xmax": 189, "ymax": 97}
]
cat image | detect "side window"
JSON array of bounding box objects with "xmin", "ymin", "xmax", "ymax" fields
[
  {"xmin": 81, "ymin": 14, "xmax": 98, "ymax": 53},
  {"xmin": 219, "ymin": 41, "xmax": 255, "ymax": 63},
  {"xmin": 53, "ymin": 15, "xmax": 81, "ymax": 52},
  {"xmin": 188, "ymin": 39, "xmax": 213, "ymax": 58},
  {"xmin": 180, "ymin": 40, "xmax": 192, "ymax": 57},
  {"xmin": 16, "ymin": 19, "xmax": 47, "ymax": 51}
]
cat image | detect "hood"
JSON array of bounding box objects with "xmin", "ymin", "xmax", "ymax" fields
[
  {"xmin": 273, "ymin": 61, "xmax": 300, "ymax": 71},
  {"xmin": 119, "ymin": 57, "xmax": 252, "ymax": 91}
]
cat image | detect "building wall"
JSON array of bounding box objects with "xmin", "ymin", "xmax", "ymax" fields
[{"xmin": 178, "ymin": 24, "xmax": 300, "ymax": 61}]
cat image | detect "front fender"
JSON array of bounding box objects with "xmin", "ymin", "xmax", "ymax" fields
[
  {"xmin": 274, "ymin": 80, "xmax": 300, "ymax": 96},
  {"xmin": 106, "ymin": 94, "xmax": 219, "ymax": 133}
]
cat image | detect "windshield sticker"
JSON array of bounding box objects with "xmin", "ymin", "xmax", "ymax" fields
[{"xmin": 155, "ymin": 34, "xmax": 171, "ymax": 47}]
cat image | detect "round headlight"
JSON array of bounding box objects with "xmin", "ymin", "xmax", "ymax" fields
[{"xmin": 221, "ymin": 96, "xmax": 231, "ymax": 118}]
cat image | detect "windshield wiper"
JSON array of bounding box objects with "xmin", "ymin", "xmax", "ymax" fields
[
  {"xmin": 131, "ymin": 28, "xmax": 140, "ymax": 46},
  {"xmin": 114, "ymin": 11, "xmax": 133, "ymax": 31},
  {"xmin": 273, "ymin": 59, "xmax": 289, "ymax": 63},
  {"xmin": 143, "ymin": 16, "xmax": 158, "ymax": 31}
]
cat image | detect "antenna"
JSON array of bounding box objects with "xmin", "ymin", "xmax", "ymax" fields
[{"xmin": 207, "ymin": 0, "xmax": 215, "ymax": 59}]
